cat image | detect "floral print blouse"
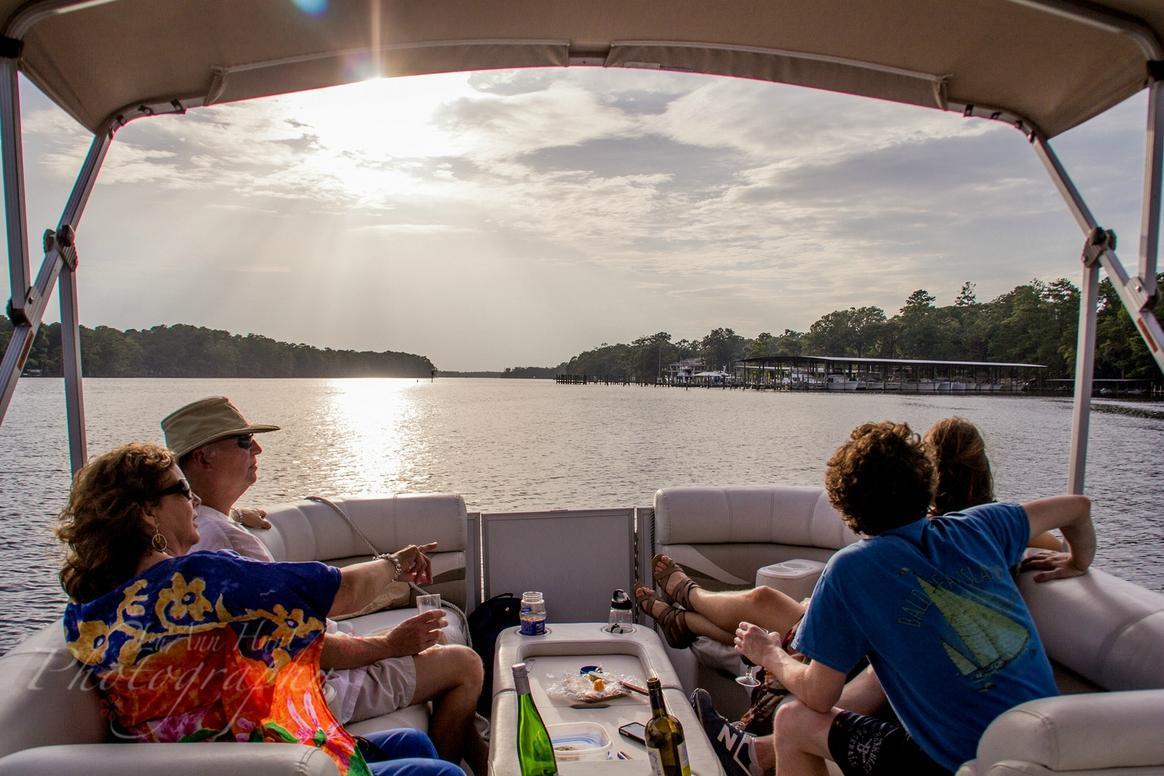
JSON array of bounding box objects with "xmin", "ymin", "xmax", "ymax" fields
[{"xmin": 63, "ymin": 551, "xmax": 371, "ymax": 776}]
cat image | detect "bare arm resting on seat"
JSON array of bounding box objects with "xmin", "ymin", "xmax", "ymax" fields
[{"xmin": 1019, "ymin": 495, "xmax": 1094, "ymax": 582}]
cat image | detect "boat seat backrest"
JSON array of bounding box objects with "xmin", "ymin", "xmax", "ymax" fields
[
  {"xmin": 0, "ymin": 623, "xmax": 109, "ymax": 760},
  {"xmin": 653, "ymin": 486, "xmax": 857, "ymax": 590},
  {"xmin": 256, "ymin": 494, "xmax": 469, "ymax": 609},
  {"xmin": 1019, "ymin": 566, "xmax": 1164, "ymax": 692}
]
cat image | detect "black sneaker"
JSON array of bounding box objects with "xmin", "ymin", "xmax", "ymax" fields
[{"xmin": 691, "ymin": 688, "xmax": 755, "ymax": 776}]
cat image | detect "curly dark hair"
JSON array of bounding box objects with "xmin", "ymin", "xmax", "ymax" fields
[
  {"xmin": 825, "ymin": 421, "xmax": 934, "ymax": 535},
  {"xmin": 925, "ymin": 417, "xmax": 994, "ymax": 515},
  {"xmin": 57, "ymin": 443, "xmax": 176, "ymax": 603}
]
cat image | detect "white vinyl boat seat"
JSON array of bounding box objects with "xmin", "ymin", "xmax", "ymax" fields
[
  {"xmin": 651, "ymin": 485, "xmax": 858, "ymax": 716},
  {"xmin": 0, "ymin": 493, "xmax": 473, "ymax": 775},
  {"xmin": 653, "ymin": 485, "xmax": 856, "ymax": 592},
  {"xmin": 256, "ymin": 494, "xmax": 470, "ymax": 611},
  {"xmin": 958, "ymin": 568, "xmax": 1164, "ymax": 776}
]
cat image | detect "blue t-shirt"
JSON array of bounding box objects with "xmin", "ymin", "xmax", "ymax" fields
[{"xmin": 792, "ymin": 502, "xmax": 1058, "ymax": 772}]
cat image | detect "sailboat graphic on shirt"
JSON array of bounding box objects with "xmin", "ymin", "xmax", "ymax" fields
[{"xmin": 916, "ymin": 577, "xmax": 1029, "ymax": 681}]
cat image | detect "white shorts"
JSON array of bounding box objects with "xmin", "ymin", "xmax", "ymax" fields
[{"xmin": 345, "ymin": 655, "xmax": 418, "ymax": 723}]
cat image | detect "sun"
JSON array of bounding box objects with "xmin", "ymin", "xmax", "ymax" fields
[
  {"xmin": 283, "ymin": 73, "xmax": 475, "ymax": 159},
  {"xmin": 257, "ymin": 72, "xmax": 483, "ymax": 205}
]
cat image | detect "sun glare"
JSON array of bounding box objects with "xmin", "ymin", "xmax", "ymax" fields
[{"xmin": 273, "ymin": 73, "xmax": 478, "ymax": 203}]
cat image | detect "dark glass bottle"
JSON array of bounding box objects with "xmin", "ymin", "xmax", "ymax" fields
[
  {"xmin": 512, "ymin": 662, "xmax": 558, "ymax": 776},
  {"xmin": 645, "ymin": 676, "xmax": 692, "ymax": 776}
]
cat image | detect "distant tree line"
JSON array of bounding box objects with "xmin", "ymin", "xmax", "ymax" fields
[
  {"xmin": 0, "ymin": 322, "xmax": 435, "ymax": 378},
  {"xmin": 440, "ymin": 366, "xmax": 558, "ymax": 378},
  {"xmin": 556, "ymin": 277, "xmax": 1163, "ymax": 383}
]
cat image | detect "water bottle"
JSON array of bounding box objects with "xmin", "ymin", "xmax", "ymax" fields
[
  {"xmin": 512, "ymin": 662, "xmax": 558, "ymax": 776},
  {"xmin": 606, "ymin": 588, "xmax": 633, "ymax": 633},
  {"xmin": 520, "ymin": 591, "xmax": 546, "ymax": 636}
]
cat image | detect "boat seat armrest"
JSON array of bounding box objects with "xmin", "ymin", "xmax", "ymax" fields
[
  {"xmin": 968, "ymin": 690, "xmax": 1164, "ymax": 774},
  {"xmin": 0, "ymin": 743, "xmax": 339, "ymax": 775}
]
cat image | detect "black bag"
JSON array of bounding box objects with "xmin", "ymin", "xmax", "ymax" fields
[{"xmin": 468, "ymin": 593, "xmax": 522, "ymax": 715}]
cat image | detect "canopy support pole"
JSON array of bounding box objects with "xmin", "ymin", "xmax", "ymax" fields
[
  {"xmin": 1138, "ymin": 77, "xmax": 1163, "ymax": 301},
  {"xmin": 1, "ymin": 55, "xmax": 29, "ymax": 326},
  {"xmin": 57, "ymin": 232, "xmax": 87, "ymax": 472},
  {"xmin": 0, "ymin": 125, "xmax": 112, "ymax": 472},
  {"xmin": 1033, "ymin": 125, "xmax": 1164, "ymax": 493}
]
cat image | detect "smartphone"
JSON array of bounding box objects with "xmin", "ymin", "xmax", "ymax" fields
[{"xmin": 618, "ymin": 721, "xmax": 647, "ymax": 745}]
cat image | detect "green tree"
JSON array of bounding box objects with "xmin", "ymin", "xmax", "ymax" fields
[
  {"xmin": 1095, "ymin": 273, "xmax": 1163, "ymax": 379},
  {"xmin": 747, "ymin": 332, "xmax": 776, "ymax": 358},
  {"xmin": 699, "ymin": 328, "xmax": 746, "ymax": 371},
  {"xmin": 955, "ymin": 281, "xmax": 978, "ymax": 307}
]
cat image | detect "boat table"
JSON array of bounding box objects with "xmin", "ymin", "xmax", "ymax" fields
[{"xmin": 490, "ymin": 622, "xmax": 726, "ymax": 775}]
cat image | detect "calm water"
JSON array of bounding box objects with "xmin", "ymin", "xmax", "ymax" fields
[{"xmin": 1, "ymin": 377, "xmax": 1161, "ymax": 652}]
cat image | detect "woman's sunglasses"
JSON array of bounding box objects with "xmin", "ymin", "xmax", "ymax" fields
[{"xmin": 156, "ymin": 478, "xmax": 194, "ymax": 501}]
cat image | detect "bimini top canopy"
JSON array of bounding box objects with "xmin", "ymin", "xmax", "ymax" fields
[{"xmin": 2, "ymin": 0, "xmax": 1163, "ymax": 138}]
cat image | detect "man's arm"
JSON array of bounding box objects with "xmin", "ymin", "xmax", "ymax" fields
[
  {"xmin": 736, "ymin": 623, "xmax": 847, "ymax": 713},
  {"xmin": 320, "ymin": 611, "xmax": 446, "ymax": 669},
  {"xmin": 1019, "ymin": 495, "xmax": 1095, "ymax": 582}
]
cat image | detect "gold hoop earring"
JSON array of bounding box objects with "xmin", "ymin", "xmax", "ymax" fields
[{"xmin": 152, "ymin": 530, "xmax": 169, "ymax": 554}]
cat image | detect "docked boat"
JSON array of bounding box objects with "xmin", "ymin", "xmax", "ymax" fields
[
  {"xmin": 824, "ymin": 374, "xmax": 863, "ymax": 391},
  {"xmin": 0, "ymin": 2, "xmax": 1162, "ymax": 775}
]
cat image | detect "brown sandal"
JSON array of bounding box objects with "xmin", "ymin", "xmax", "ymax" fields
[
  {"xmin": 635, "ymin": 587, "xmax": 696, "ymax": 649},
  {"xmin": 651, "ymin": 553, "xmax": 699, "ymax": 609}
]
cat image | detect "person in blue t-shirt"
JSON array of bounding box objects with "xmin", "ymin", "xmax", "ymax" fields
[{"xmin": 731, "ymin": 421, "xmax": 1094, "ymax": 776}]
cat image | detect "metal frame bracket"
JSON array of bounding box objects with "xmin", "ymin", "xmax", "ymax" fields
[
  {"xmin": 1081, "ymin": 227, "xmax": 1115, "ymax": 268},
  {"xmin": 1149, "ymin": 60, "xmax": 1164, "ymax": 81},
  {"xmin": 48, "ymin": 225, "xmax": 78, "ymax": 270},
  {"xmin": 0, "ymin": 35, "xmax": 21, "ymax": 60}
]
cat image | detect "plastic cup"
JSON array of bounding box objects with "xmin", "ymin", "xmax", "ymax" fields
[{"xmin": 416, "ymin": 593, "xmax": 441, "ymax": 614}]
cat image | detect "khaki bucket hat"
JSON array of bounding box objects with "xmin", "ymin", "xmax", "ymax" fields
[{"xmin": 161, "ymin": 396, "xmax": 280, "ymax": 458}]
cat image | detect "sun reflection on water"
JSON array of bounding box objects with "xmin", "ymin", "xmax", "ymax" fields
[{"xmin": 316, "ymin": 378, "xmax": 418, "ymax": 494}]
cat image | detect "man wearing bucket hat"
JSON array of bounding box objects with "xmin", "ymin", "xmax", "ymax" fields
[
  {"xmin": 161, "ymin": 396, "xmax": 281, "ymax": 559},
  {"xmin": 162, "ymin": 396, "xmax": 487, "ymax": 774}
]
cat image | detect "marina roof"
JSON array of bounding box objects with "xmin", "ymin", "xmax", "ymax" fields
[
  {"xmin": 740, "ymin": 355, "xmax": 1047, "ymax": 369},
  {"xmin": 2, "ymin": 1, "xmax": 1161, "ymax": 138}
]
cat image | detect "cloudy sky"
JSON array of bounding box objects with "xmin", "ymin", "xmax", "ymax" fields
[{"xmin": 2, "ymin": 66, "xmax": 1148, "ymax": 370}]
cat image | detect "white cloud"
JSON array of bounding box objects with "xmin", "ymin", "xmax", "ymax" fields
[{"xmin": 356, "ymin": 223, "xmax": 471, "ymax": 235}]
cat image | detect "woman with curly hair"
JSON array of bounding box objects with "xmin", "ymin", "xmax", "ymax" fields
[{"xmin": 58, "ymin": 442, "xmax": 461, "ymax": 776}]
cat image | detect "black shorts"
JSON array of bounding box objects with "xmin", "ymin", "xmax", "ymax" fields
[{"xmin": 827, "ymin": 711, "xmax": 951, "ymax": 776}]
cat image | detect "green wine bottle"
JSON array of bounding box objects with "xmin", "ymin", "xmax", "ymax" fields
[
  {"xmin": 645, "ymin": 676, "xmax": 692, "ymax": 776},
  {"xmin": 512, "ymin": 662, "xmax": 558, "ymax": 776}
]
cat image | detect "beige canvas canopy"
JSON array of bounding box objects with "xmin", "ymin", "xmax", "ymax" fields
[{"xmin": 2, "ymin": 0, "xmax": 1163, "ymax": 138}]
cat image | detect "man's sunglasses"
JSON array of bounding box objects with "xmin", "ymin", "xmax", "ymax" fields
[
  {"xmin": 233, "ymin": 433, "xmax": 255, "ymax": 450},
  {"xmin": 156, "ymin": 478, "xmax": 195, "ymax": 501}
]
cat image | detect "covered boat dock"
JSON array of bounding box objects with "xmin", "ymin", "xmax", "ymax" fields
[{"xmin": 737, "ymin": 355, "xmax": 1046, "ymax": 393}]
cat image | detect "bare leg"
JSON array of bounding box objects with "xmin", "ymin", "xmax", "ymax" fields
[
  {"xmin": 410, "ymin": 644, "xmax": 487, "ymax": 773},
  {"xmin": 655, "ymin": 555, "xmax": 806, "ymax": 641},
  {"xmin": 836, "ymin": 665, "xmax": 887, "ymax": 716},
  {"xmin": 772, "ymin": 700, "xmax": 838, "ymax": 776}
]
